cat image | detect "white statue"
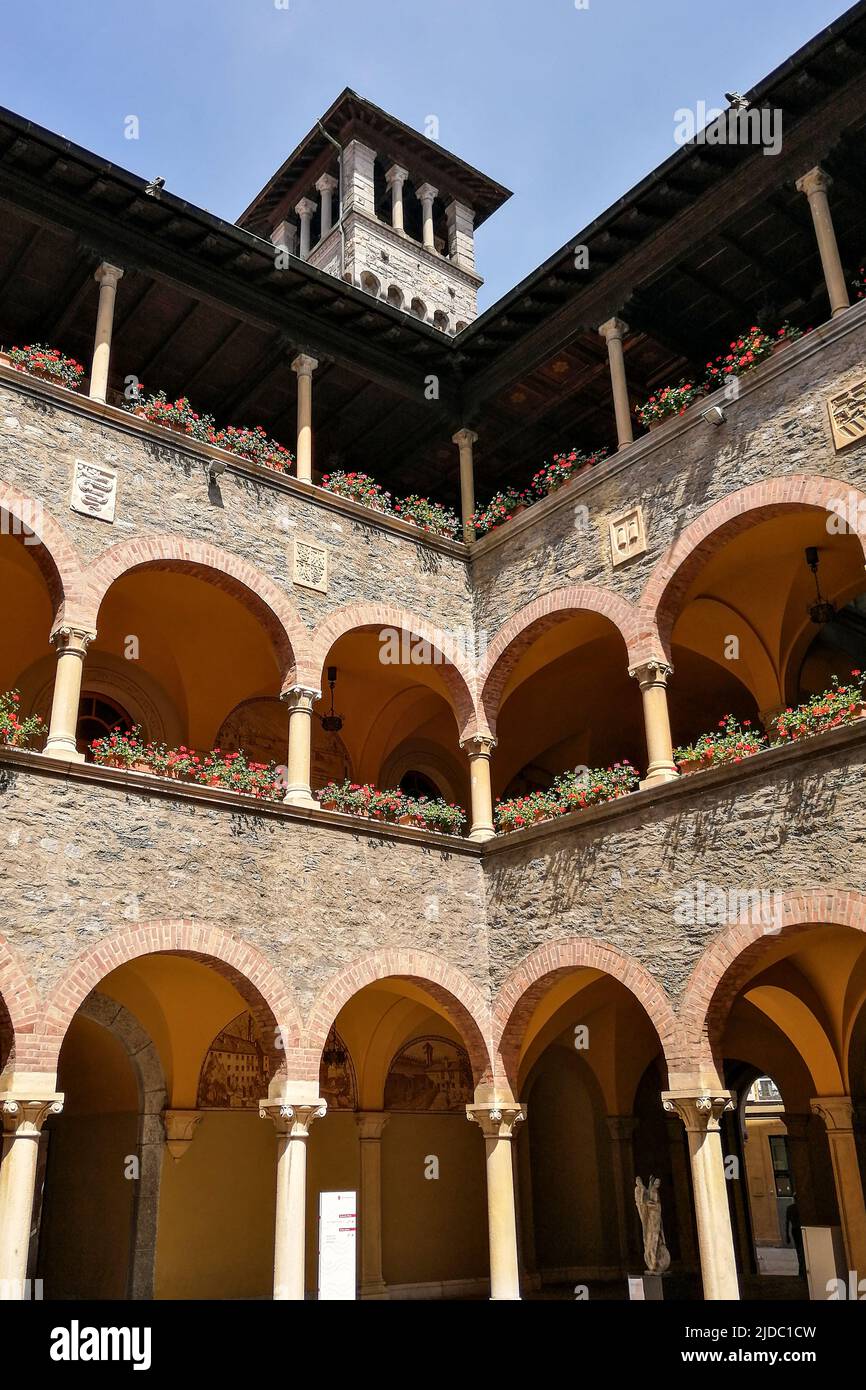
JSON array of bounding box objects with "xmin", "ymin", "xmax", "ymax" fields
[{"xmin": 634, "ymin": 1175, "xmax": 671, "ymax": 1275}]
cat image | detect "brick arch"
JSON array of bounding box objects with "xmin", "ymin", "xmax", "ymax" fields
[
  {"xmin": 492, "ymin": 938, "xmax": 678, "ymax": 1093},
  {"xmin": 675, "ymin": 888, "xmax": 866, "ymax": 1076},
  {"xmin": 37, "ymin": 920, "xmax": 303, "ymax": 1078},
  {"xmin": 476, "ymin": 586, "xmax": 641, "ymax": 736},
  {"xmin": 636, "ymin": 476, "xmax": 866, "ymax": 663},
  {"xmin": 80, "ymin": 535, "xmax": 312, "ymax": 687},
  {"xmin": 304, "ymin": 949, "xmax": 494, "ymax": 1087},
  {"xmin": 306, "ymin": 602, "xmax": 480, "ymax": 740},
  {"xmin": 0, "ymin": 934, "xmax": 42, "ymax": 1075},
  {"xmin": 0, "ymin": 480, "xmax": 87, "ymax": 628}
]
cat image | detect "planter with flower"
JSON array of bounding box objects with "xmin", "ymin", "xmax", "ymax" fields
[
  {"xmin": 635, "ymin": 380, "xmax": 706, "ymax": 431},
  {"xmin": 853, "ymin": 266, "xmax": 865, "ymax": 301},
  {"xmin": 126, "ymin": 390, "xmax": 214, "ymax": 442},
  {"xmin": 317, "ymin": 780, "xmax": 375, "ymax": 814},
  {"xmin": 208, "ymin": 424, "xmax": 295, "ymax": 474},
  {"xmin": 89, "ymin": 725, "xmax": 155, "ymax": 772},
  {"xmin": 414, "ymin": 798, "xmax": 466, "ymax": 836},
  {"xmin": 6, "ymin": 344, "xmax": 85, "ymax": 391},
  {"xmin": 674, "ymin": 716, "xmax": 766, "ymax": 774},
  {"xmin": 189, "ymin": 749, "xmax": 283, "ymax": 799},
  {"xmin": 769, "ymin": 322, "xmax": 804, "ymax": 356},
  {"xmin": 472, "ymin": 488, "xmax": 531, "ymax": 536},
  {"xmin": 0, "ymin": 690, "xmax": 45, "ymax": 748},
  {"xmin": 320, "ymin": 471, "xmax": 392, "ymax": 514},
  {"xmin": 495, "ymin": 761, "xmax": 638, "ymax": 833},
  {"xmin": 770, "ymin": 671, "xmax": 866, "ymax": 744},
  {"xmin": 392, "ymin": 495, "xmax": 460, "ymax": 539},
  {"xmin": 529, "ymin": 447, "xmax": 610, "ymax": 500}
]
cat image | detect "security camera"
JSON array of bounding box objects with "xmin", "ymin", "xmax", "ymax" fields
[{"xmin": 701, "ymin": 405, "xmax": 726, "ymax": 427}]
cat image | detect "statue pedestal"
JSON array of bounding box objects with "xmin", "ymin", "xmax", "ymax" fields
[{"xmin": 627, "ymin": 1273, "xmax": 665, "ymax": 1300}]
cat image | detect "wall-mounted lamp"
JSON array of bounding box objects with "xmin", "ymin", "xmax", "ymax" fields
[
  {"xmin": 805, "ymin": 545, "xmax": 836, "ymax": 625},
  {"xmin": 701, "ymin": 405, "xmax": 727, "ymax": 427},
  {"xmin": 208, "ymin": 458, "xmax": 227, "ymax": 481}
]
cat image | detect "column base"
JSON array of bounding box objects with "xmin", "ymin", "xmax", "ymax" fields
[
  {"xmin": 832, "ymin": 304, "xmax": 851, "ymax": 318},
  {"xmin": 43, "ymin": 740, "xmax": 85, "ymax": 764},
  {"xmin": 468, "ymin": 825, "xmax": 496, "ymax": 843},
  {"xmin": 360, "ymin": 1280, "xmax": 389, "ymax": 1300},
  {"xmin": 640, "ymin": 763, "xmax": 679, "ymax": 789},
  {"xmin": 283, "ymin": 788, "xmax": 320, "ymax": 810}
]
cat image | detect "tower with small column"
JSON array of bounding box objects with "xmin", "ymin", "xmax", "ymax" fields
[{"xmin": 237, "ymin": 89, "xmax": 510, "ymax": 333}]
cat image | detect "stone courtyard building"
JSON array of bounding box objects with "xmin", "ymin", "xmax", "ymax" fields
[{"xmin": 1, "ymin": 6, "xmax": 866, "ymax": 1303}]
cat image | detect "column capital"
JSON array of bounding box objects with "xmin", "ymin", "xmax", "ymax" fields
[
  {"xmin": 50, "ymin": 624, "xmax": 96, "ymax": 655},
  {"xmin": 452, "ymin": 428, "xmax": 479, "ymax": 448},
  {"xmin": 796, "ymin": 165, "xmax": 831, "ymax": 198},
  {"xmin": 662, "ymin": 1090, "xmax": 734, "ymax": 1133},
  {"xmin": 356, "ymin": 1111, "xmax": 389, "ymax": 1141},
  {"xmin": 606, "ymin": 1114, "xmax": 639, "ymax": 1141},
  {"xmin": 291, "ymin": 353, "xmax": 319, "ymax": 378},
  {"xmin": 460, "ymin": 732, "xmax": 497, "ymax": 757},
  {"xmin": 315, "ymin": 173, "xmax": 339, "ymax": 195},
  {"xmin": 598, "ymin": 316, "xmax": 629, "ymax": 342},
  {"xmin": 1, "ymin": 1095, "xmax": 63, "ymax": 1136},
  {"xmin": 94, "ymin": 261, "xmax": 124, "ymax": 289},
  {"xmin": 280, "ymin": 684, "xmax": 321, "ymax": 713},
  {"xmin": 260, "ymin": 1098, "xmax": 327, "ymax": 1137},
  {"xmin": 294, "ymin": 197, "xmax": 317, "ymax": 220},
  {"xmin": 629, "ymin": 658, "xmax": 674, "ymax": 688},
  {"xmin": 467, "ymin": 1102, "xmax": 526, "ymax": 1140},
  {"xmin": 163, "ymin": 1109, "xmax": 202, "ymax": 1161},
  {"xmin": 385, "ymin": 163, "xmax": 409, "ymax": 187},
  {"xmin": 416, "ymin": 182, "xmax": 439, "ymax": 205},
  {"xmin": 810, "ymin": 1095, "xmax": 854, "ymax": 1131}
]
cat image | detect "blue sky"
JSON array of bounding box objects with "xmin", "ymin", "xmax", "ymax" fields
[{"xmin": 0, "ymin": 0, "xmax": 849, "ymax": 308}]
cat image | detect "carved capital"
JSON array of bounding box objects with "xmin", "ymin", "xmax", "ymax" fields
[
  {"xmin": 629, "ymin": 659, "xmax": 674, "ymax": 690},
  {"xmin": 385, "ymin": 164, "xmax": 409, "ymax": 188},
  {"xmin": 94, "ymin": 261, "xmax": 124, "ymax": 289},
  {"xmin": 662, "ymin": 1091, "xmax": 734, "ymax": 1134},
  {"xmin": 163, "ymin": 1109, "xmax": 202, "ymax": 1161},
  {"xmin": 810, "ymin": 1095, "xmax": 854, "ymax": 1133},
  {"xmin": 50, "ymin": 625, "xmax": 96, "ymax": 656},
  {"xmin": 259, "ymin": 1099, "xmax": 327, "ymax": 1137},
  {"xmin": 460, "ymin": 733, "xmax": 497, "ymax": 759},
  {"xmin": 466, "ymin": 1102, "xmax": 526, "ymax": 1140},
  {"xmin": 415, "ymin": 182, "xmax": 439, "ymax": 206},
  {"xmin": 355, "ymin": 1111, "xmax": 389, "ymax": 1141},
  {"xmin": 796, "ymin": 166, "xmax": 831, "ymax": 199},
  {"xmin": 294, "ymin": 197, "xmax": 317, "ymax": 221},
  {"xmin": 315, "ymin": 173, "xmax": 339, "ymax": 194},
  {"xmin": 1, "ymin": 1096, "xmax": 63, "ymax": 1136},
  {"xmin": 291, "ymin": 352, "xmax": 319, "ymax": 378},
  {"xmin": 598, "ymin": 316, "xmax": 629, "ymax": 342},
  {"xmin": 280, "ymin": 684, "xmax": 321, "ymax": 714},
  {"xmin": 452, "ymin": 428, "xmax": 479, "ymax": 450}
]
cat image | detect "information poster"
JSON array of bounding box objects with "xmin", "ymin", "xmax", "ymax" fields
[{"xmin": 318, "ymin": 1190, "xmax": 357, "ymax": 1301}]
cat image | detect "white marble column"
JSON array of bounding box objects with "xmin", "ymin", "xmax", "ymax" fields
[
  {"xmin": 416, "ymin": 183, "xmax": 438, "ymax": 251},
  {"xmin": 452, "ymin": 428, "xmax": 478, "ymax": 542},
  {"xmin": 467, "ymin": 1102, "xmax": 525, "ymax": 1300},
  {"xmin": 811, "ymin": 1096, "xmax": 866, "ymax": 1275},
  {"xmin": 291, "ymin": 353, "xmax": 318, "ymax": 482},
  {"xmin": 295, "ymin": 198, "xmax": 317, "ymax": 261},
  {"xmin": 0, "ymin": 1092, "xmax": 63, "ymax": 1300},
  {"xmin": 315, "ymin": 174, "xmax": 339, "ymax": 240},
  {"xmin": 260, "ymin": 1096, "xmax": 327, "ymax": 1301},
  {"xmin": 663, "ymin": 1091, "xmax": 740, "ymax": 1300},
  {"xmin": 385, "ymin": 164, "xmax": 408, "ymax": 234}
]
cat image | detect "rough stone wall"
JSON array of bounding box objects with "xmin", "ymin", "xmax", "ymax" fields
[
  {"xmin": 471, "ymin": 310, "xmax": 866, "ymax": 636},
  {"xmin": 482, "ymin": 730, "xmax": 863, "ymax": 1007},
  {"xmin": 0, "ymin": 378, "xmax": 473, "ymax": 637},
  {"xmin": 0, "ymin": 763, "xmax": 488, "ymax": 1015}
]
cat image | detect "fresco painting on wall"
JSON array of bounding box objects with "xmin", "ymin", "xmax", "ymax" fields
[
  {"xmin": 384, "ymin": 1036, "xmax": 473, "ymax": 1112},
  {"xmin": 197, "ymin": 1011, "xmax": 271, "ymax": 1109}
]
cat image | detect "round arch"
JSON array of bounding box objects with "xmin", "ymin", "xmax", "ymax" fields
[
  {"xmin": 0, "ymin": 480, "xmax": 86, "ymax": 627},
  {"xmin": 636, "ymin": 477, "xmax": 866, "ymax": 663},
  {"xmin": 0, "ymin": 933, "xmax": 42, "ymax": 1075},
  {"xmin": 477, "ymin": 586, "xmax": 642, "ymax": 736},
  {"xmin": 80, "ymin": 536, "xmax": 311, "ymax": 689}
]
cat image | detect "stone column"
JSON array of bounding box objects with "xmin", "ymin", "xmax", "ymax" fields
[
  {"xmin": 295, "ymin": 198, "xmax": 317, "ymax": 261},
  {"xmin": 810, "ymin": 1096, "xmax": 866, "ymax": 1274},
  {"xmin": 460, "ymin": 734, "xmax": 497, "ymax": 842},
  {"xmin": 606, "ymin": 1115, "xmax": 639, "ymax": 1269},
  {"xmin": 598, "ymin": 316, "xmax": 634, "ymax": 448},
  {"xmin": 629, "ymin": 660, "xmax": 678, "ymax": 786},
  {"xmin": 356, "ymin": 1112, "xmax": 389, "ymax": 1299},
  {"xmin": 662, "ymin": 1091, "xmax": 740, "ymax": 1300},
  {"xmin": 452, "ymin": 428, "xmax": 478, "ymax": 542},
  {"xmin": 281, "ymin": 685, "xmax": 321, "ymax": 809},
  {"xmin": 416, "ymin": 183, "xmax": 438, "ymax": 251},
  {"xmin": 89, "ymin": 262, "xmax": 124, "ymax": 404},
  {"xmin": 783, "ymin": 1113, "xmax": 819, "ymax": 1225},
  {"xmin": 445, "ymin": 199, "xmax": 476, "ymax": 270},
  {"xmin": 260, "ymin": 1096, "xmax": 327, "ymax": 1301},
  {"xmin": 795, "ymin": 167, "xmax": 850, "ymax": 318},
  {"xmin": 44, "ymin": 626, "xmax": 95, "ymax": 762},
  {"xmin": 291, "ymin": 353, "xmax": 318, "ymax": 482},
  {"xmin": 385, "ymin": 164, "xmax": 408, "ymax": 234},
  {"xmin": 315, "ymin": 174, "xmax": 339, "ymax": 240},
  {"xmin": 467, "ymin": 1103, "xmax": 525, "ymax": 1300},
  {"xmin": 0, "ymin": 1093, "xmax": 63, "ymax": 1299},
  {"xmin": 665, "ymin": 1114, "xmax": 699, "ymax": 1269}
]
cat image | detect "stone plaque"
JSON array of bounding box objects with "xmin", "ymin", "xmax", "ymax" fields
[
  {"xmin": 292, "ymin": 537, "xmax": 328, "ymax": 592},
  {"xmin": 609, "ymin": 504, "xmax": 646, "ymax": 567},
  {"xmin": 828, "ymin": 378, "xmax": 866, "ymax": 451},
  {"xmin": 70, "ymin": 458, "xmax": 117, "ymax": 522}
]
